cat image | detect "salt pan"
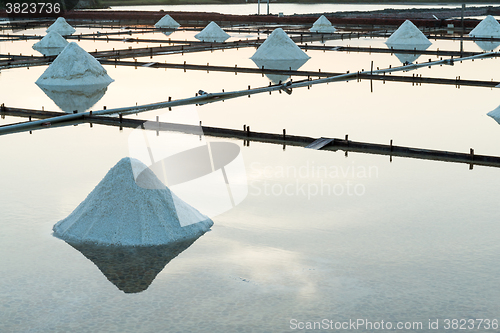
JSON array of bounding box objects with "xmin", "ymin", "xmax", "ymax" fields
[
  {"xmin": 469, "ymin": 15, "xmax": 500, "ymax": 38},
  {"xmin": 251, "ymin": 28, "xmax": 310, "ymax": 61},
  {"xmin": 154, "ymin": 14, "xmax": 181, "ymax": 29},
  {"xmin": 310, "ymin": 15, "xmax": 336, "ymax": 33},
  {"xmin": 386, "ymin": 20, "xmax": 431, "ymax": 46},
  {"xmin": 195, "ymin": 21, "xmax": 230, "ymax": 42},
  {"xmin": 36, "ymin": 42, "xmax": 114, "ymax": 87},
  {"xmin": 46, "ymin": 17, "xmax": 76, "ymax": 36},
  {"xmin": 53, "ymin": 157, "xmax": 214, "ymax": 246}
]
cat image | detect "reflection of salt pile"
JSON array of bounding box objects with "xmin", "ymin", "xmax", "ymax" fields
[
  {"xmin": 386, "ymin": 20, "xmax": 431, "ymax": 46},
  {"xmin": 46, "ymin": 17, "xmax": 76, "ymax": 36},
  {"xmin": 32, "ymin": 31, "xmax": 68, "ymax": 56},
  {"xmin": 487, "ymin": 105, "xmax": 500, "ymax": 125},
  {"xmin": 386, "ymin": 20, "xmax": 431, "ymax": 64},
  {"xmin": 154, "ymin": 14, "xmax": 180, "ymax": 29},
  {"xmin": 36, "ymin": 42, "xmax": 113, "ymax": 87},
  {"xmin": 195, "ymin": 21, "xmax": 230, "ymax": 42},
  {"xmin": 53, "ymin": 157, "xmax": 213, "ymax": 246},
  {"xmin": 38, "ymin": 84, "xmax": 109, "ymax": 113},
  {"xmin": 252, "ymin": 59, "xmax": 309, "ymax": 84},
  {"xmin": 310, "ymin": 15, "xmax": 336, "ymax": 33},
  {"xmin": 67, "ymin": 239, "xmax": 199, "ymax": 293},
  {"xmin": 469, "ymin": 16, "xmax": 500, "ymax": 51},
  {"xmin": 251, "ymin": 28, "xmax": 310, "ymax": 60}
]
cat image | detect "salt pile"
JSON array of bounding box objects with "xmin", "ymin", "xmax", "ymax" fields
[
  {"xmin": 310, "ymin": 15, "xmax": 336, "ymax": 33},
  {"xmin": 53, "ymin": 157, "xmax": 214, "ymax": 246},
  {"xmin": 36, "ymin": 42, "xmax": 114, "ymax": 87},
  {"xmin": 469, "ymin": 15, "xmax": 500, "ymax": 38},
  {"xmin": 46, "ymin": 17, "xmax": 76, "ymax": 36},
  {"xmin": 32, "ymin": 31, "xmax": 68, "ymax": 51},
  {"xmin": 251, "ymin": 28, "xmax": 310, "ymax": 61},
  {"xmin": 154, "ymin": 14, "xmax": 181, "ymax": 29},
  {"xmin": 194, "ymin": 21, "xmax": 230, "ymax": 42},
  {"xmin": 386, "ymin": 20, "xmax": 431, "ymax": 46},
  {"xmin": 487, "ymin": 105, "xmax": 500, "ymax": 125}
]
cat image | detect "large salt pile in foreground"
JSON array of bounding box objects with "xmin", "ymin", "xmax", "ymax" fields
[
  {"xmin": 310, "ymin": 15, "xmax": 336, "ymax": 33},
  {"xmin": 386, "ymin": 20, "xmax": 431, "ymax": 46},
  {"xmin": 154, "ymin": 14, "xmax": 181, "ymax": 29},
  {"xmin": 195, "ymin": 21, "xmax": 230, "ymax": 42},
  {"xmin": 469, "ymin": 15, "xmax": 500, "ymax": 38},
  {"xmin": 46, "ymin": 17, "xmax": 76, "ymax": 36},
  {"xmin": 53, "ymin": 157, "xmax": 214, "ymax": 246},
  {"xmin": 251, "ymin": 28, "xmax": 310, "ymax": 60},
  {"xmin": 36, "ymin": 42, "xmax": 113, "ymax": 87}
]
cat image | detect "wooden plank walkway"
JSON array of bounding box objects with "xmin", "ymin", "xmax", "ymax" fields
[{"xmin": 1, "ymin": 105, "xmax": 497, "ymax": 169}]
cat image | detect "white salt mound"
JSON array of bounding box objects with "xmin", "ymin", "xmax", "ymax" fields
[
  {"xmin": 251, "ymin": 28, "xmax": 310, "ymax": 61},
  {"xmin": 46, "ymin": 17, "xmax": 76, "ymax": 36},
  {"xmin": 469, "ymin": 15, "xmax": 500, "ymax": 38},
  {"xmin": 310, "ymin": 15, "xmax": 336, "ymax": 33},
  {"xmin": 195, "ymin": 21, "xmax": 230, "ymax": 42},
  {"xmin": 487, "ymin": 105, "xmax": 500, "ymax": 124},
  {"xmin": 155, "ymin": 14, "xmax": 181, "ymax": 29},
  {"xmin": 386, "ymin": 20, "xmax": 431, "ymax": 46},
  {"xmin": 53, "ymin": 157, "xmax": 214, "ymax": 246},
  {"xmin": 33, "ymin": 31, "xmax": 68, "ymax": 50},
  {"xmin": 36, "ymin": 42, "xmax": 114, "ymax": 87}
]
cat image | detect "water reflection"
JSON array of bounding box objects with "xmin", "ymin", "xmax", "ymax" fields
[
  {"xmin": 385, "ymin": 43, "xmax": 430, "ymax": 65},
  {"xmin": 36, "ymin": 83, "xmax": 110, "ymax": 113},
  {"xmin": 251, "ymin": 58, "xmax": 309, "ymax": 84},
  {"xmin": 487, "ymin": 105, "xmax": 500, "ymax": 124},
  {"xmin": 474, "ymin": 41, "xmax": 500, "ymax": 52},
  {"xmin": 66, "ymin": 239, "xmax": 199, "ymax": 293}
]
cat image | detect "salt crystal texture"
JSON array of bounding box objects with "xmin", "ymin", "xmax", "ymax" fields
[
  {"xmin": 33, "ymin": 31, "xmax": 68, "ymax": 51},
  {"xmin": 154, "ymin": 14, "xmax": 181, "ymax": 29},
  {"xmin": 310, "ymin": 15, "xmax": 336, "ymax": 33},
  {"xmin": 487, "ymin": 105, "xmax": 500, "ymax": 124},
  {"xmin": 195, "ymin": 21, "xmax": 230, "ymax": 42},
  {"xmin": 469, "ymin": 15, "xmax": 500, "ymax": 38},
  {"xmin": 251, "ymin": 28, "xmax": 310, "ymax": 60},
  {"xmin": 36, "ymin": 42, "xmax": 114, "ymax": 87},
  {"xmin": 386, "ymin": 20, "xmax": 431, "ymax": 46},
  {"xmin": 46, "ymin": 17, "xmax": 76, "ymax": 36},
  {"xmin": 53, "ymin": 157, "xmax": 214, "ymax": 246}
]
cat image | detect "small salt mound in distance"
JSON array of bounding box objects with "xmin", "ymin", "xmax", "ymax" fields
[
  {"xmin": 36, "ymin": 42, "xmax": 114, "ymax": 87},
  {"xmin": 155, "ymin": 14, "xmax": 181, "ymax": 29},
  {"xmin": 487, "ymin": 105, "xmax": 500, "ymax": 125},
  {"xmin": 310, "ymin": 15, "xmax": 336, "ymax": 33},
  {"xmin": 469, "ymin": 15, "xmax": 500, "ymax": 38},
  {"xmin": 53, "ymin": 157, "xmax": 214, "ymax": 246},
  {"xmin": 46, "ymin": 17, "xmax": 76, "ymax": 36},
  {"xmin": 386, "ymin": 20, "xmax": 431, "ymax": 46},
  {"xmin": 251, "ymin": 28, "xmax": 310, "ymax": 60},
  {"xmin": 195, "ymin": 21, "xmax": 230, "ymax": 42},
  {"xmin": 33, "ymin": 31, "xmax": 68, "ymax": 50}
]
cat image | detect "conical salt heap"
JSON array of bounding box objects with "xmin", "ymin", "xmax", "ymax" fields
[
  {"xmin": 36, "ymin": 42, "xmax": 114, "ymax": 87},
  {"xmin": 251, "ymin": 28, "xmax": 310, "ymax": 60},
  {"xmin": 46, "ymin": 17, "xmax": 76, "ymax": 36},
  {"xmin": 33, "ymin": 31, "xmax": 68, "ymax": 50},
  {"xmin": 386, "ymin": 20, "xmax": 431, "ymax": 46},
  {"xmin": 53, "ymin": 157, "xmax": 214, "ymax": 246},
  {"xmin": 310, "ymin": 15, "xmax": 336, "ymax": 33},
  {"xmin": 195, "ymin": 21, "xmax": 230, "ymax": 42},
  {"xmin": 469, "ymin": 15, "xmax": 500, "ymax": 38},
  {"xmin": 487, "ymin": 105, "xmax": 500, "ymax": 125},
  {"xmin": 154, "ymin": 14, "xmax": 181, "ymax": 29}
]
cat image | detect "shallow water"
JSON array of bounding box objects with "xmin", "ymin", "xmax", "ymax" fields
[{"xmin": 1, "ymin": 13, "xmax": 500, "ymax": 333}]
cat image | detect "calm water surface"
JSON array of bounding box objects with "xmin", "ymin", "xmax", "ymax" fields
[{"xmin": 1, "ymin": 11, "xmax": 500, "ymax": 333}]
